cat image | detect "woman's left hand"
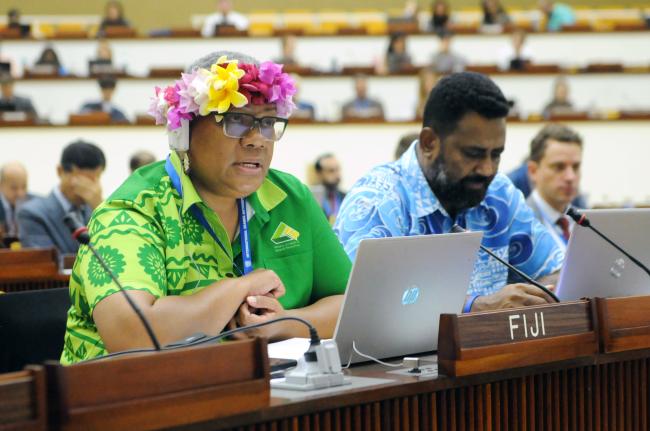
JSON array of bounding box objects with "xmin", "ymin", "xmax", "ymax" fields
[{"xmin": 234, "ymin": 295, "xmax": 288, "ymax": 340}]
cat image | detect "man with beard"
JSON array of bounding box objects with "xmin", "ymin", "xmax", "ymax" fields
[
  {"xmin": 313, "ymin": 154, "xmax": 346, "ymax": 224},
  {"xmin": 334, "ymin": 72, "xmax": 563, "ymax": 312}
]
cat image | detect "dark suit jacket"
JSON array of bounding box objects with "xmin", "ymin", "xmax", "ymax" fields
[
  {"xmin": 0, "ymin": 192, "xmax": 37, "ymax": 238},
  {"xmin": 0, "ymin": 95, "xmax": 38, "ymax": 118},
  {"xmin": 80, "ymin": 101, "xmax": 128, "ymax": 123},
  {"xmin": 16, "ymin": 191, "xmax": 91, "ymax": 254}
]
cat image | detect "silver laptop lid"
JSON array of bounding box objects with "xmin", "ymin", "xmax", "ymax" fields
[
  {"xmin": 334, "ymin": 232, "xmax": 483, "ymax": 365},
  {"xmin": 557, "ymin": 208, "xmax": 650, "ymax": 300}
]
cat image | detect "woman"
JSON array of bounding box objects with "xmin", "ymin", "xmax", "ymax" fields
[
  {"xmin": 385, "ymin": 33, "xmax": 412, "ymax": 74},
  {"xmin": 34, "ymin": 46, "xmax": 67, "ymax": 75},
  {"xmin": 99, "ymin": 0, "xmax": 130, "ymax": 33},
  {"xmin": 61, "ymin": 51, "xmax": 352, "ymax": 364}
]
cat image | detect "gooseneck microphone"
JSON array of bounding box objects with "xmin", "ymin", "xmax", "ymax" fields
[
  {"xmin": 64, "ymin": 212, "xmax": 162, "ymax": 351},
  {"xmin": 451, "ymin": 224, "xmax": 560, "ymax": 302},
  {"xmin": 566, "ymin": 207, "xmax": 650, "ymax": 278}
]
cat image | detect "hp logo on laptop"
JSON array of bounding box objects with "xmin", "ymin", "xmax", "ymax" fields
[{"xmin": 401, "ymin": 286, "xmax": 420, "ymax": 305}]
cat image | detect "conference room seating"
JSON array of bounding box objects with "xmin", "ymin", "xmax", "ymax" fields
[{"xmin": 0, "ymin": 249, "xmax": 69, "ymax": 293}]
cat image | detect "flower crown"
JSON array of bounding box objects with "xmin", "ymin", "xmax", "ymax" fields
[{"xmin": 148, "ymin": 56, "xmax": 296, "ymax": 131}]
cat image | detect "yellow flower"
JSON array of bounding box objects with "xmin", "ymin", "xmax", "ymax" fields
[{"xmin": 199, "ymin": 56, "xmax": 248, "ymax": 115}]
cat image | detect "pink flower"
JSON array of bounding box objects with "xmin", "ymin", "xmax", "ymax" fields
[
  {"xmin": 176, "ymin": 71, "xmax": 202, "ymax": 115},
  {"xmin": 239, "ymin": 63, "xmax": 259, "ymax": 84},
  {"xmin": 258, "ymin": 61, "xmax": 283, "ymax": 85},
  {"xmin": 147, "ymin": 86, "xmax": 168, "ymax": 125},
  {"xmin": 167, "ymin": 106, "xmax": 193, "ymax": 130},
  {"xmin": 163, "ymin": 85, "xmax": 179, "ymax": 106}
]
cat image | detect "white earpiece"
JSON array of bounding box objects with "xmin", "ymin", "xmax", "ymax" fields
[{"xmin": 168, "ymin": 119, "xmax": 190, "ymax": 152}]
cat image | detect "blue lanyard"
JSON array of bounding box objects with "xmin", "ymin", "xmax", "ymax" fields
[{"xmin": 165, "ymin": 156, "xmax": 253, "ymax": 275}]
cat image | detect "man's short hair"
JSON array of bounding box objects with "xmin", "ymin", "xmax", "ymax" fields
[
  {"xmin": 61, "ymin": 140, "xmax": 106, "ymax": 172},
  {"xmin": 314, "ymin": 153, "xmax": 335, "ymax": 172},
  {"xmin": 422, "ymin": 71, "xmax": 511, "ymax": 137},
  {"xmin": 530, "ymin": 123, "xmax": 583, "ymax": 163}
]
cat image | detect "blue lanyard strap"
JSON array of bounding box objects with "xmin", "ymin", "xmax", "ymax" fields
[{"xmin": 165, "ymin": 156, "xmax": 253, "ymax": 276}]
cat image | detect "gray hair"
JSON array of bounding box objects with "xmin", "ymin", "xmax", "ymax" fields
[{"xmin": 185, "ymin": 51, "xmax": 260, "ymax": 73}]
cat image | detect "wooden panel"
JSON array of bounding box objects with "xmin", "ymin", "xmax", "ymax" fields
[
  {"xmin": 596, "ymin": 296, "xmax": 650, "ymax": 353},
  {"xmin": 0, "ymin": 366, "xmax": 47, "ymax": 431},
  {"xmin": 46, "ymin": 339, "xmax": 269, "ymax": 431}
]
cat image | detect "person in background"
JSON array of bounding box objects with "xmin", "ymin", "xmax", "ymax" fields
[
  {"xmin": 416, "ymin": 68, "xmax": 439, "ymax": 120},
  {"xmin": 290, "ymin": 74, "xmax": 316, "ymax": 121},
  {"xmin": 129, "ymin": 150, "xmax": 157, "ymax": 173},
  {"xmin": 0, "ymin": 74, "xmax": 38, "ymax": 118},
  {"xmin": 313, "ymin": 154, "xmax": 346, "ymax": 224},
  {"xmin": 395, "ymin": 133, "xmax": 420, "ymax": 160},
  {"xmin": 481, "ymin": 0, "xmax": 510, "ymax": 26},
  {"xmin": 17, "ymin": 140, "xmax": 105, "ymax": 254},
  {"xmin": 525, "ymin": 124, "xmax": 583, "ymax": 250},
  {"xmin": 341, "ymin": 75, "xmax": 385, "ymax": 120},
  {"xmin": 95, "ymin": 38, "xmax": 113, "ymax": 62},
  {"xmin": 498, "ymin": 29, "xmax": 533, "ymax": 71},
  {"xmin": 275, "ymin": 35, "xmax": 298, "ymax": 66},
  {"xmin": 384, "ymin": 32, "xmax": 413, "ymax": 74},
  {"xmin": 542, "ymin": 76, "xmax": 575, "ymax": 119},
  {"xmin": 201, "ymin": 0, "xmax": 249, "ymax": 37},
  {"xmin": 80, "ymin": 76, "xmax": 128, "ymax": 123},
  {"xmin": 538, "ymin": 0, "xmax": 576, "ymax": 31},
  {"xmin": 429, "ymin": 0, "xmax": 450, "ymax": 33},
  {"xmin": 335, "ymin": 72, "xmax": 563, "ymax": 312},
  {"xmin": 6, "ymin": 9, "xmax": 29, "ymax": 37},
  {"xmin": 34, "ymin": 46, "xmax": 67, "ymax": 75},
  {"xmin": 0, "ymin": 161, "xmax": 32, "ymax": 242},
  {"xmin": 430, "ymin": 30, "xmax": 467, "ymax": 74},
  {"xmin": 99, "ymin": 0, "xmax": 130, "ymax": 33}
]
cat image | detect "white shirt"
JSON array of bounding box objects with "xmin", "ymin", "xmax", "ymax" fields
[
  {"xmin": 201, "ymin": 11, "xmax": 249, "ymax": 36},
  {"xmin": 531, "ymin": 189, "xmax": 574, "ymax": 250}
]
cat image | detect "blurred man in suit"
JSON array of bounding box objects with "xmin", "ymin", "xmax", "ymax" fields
[
  {"xmin": 341, "ymin": 75, "xmax": 384, "ymax": 120},
  {"xmin": 80, "ymin": 76, "xmax": 128, "ymax": 123},
  {"xmin": 0, "ymin": 161, "xmax": 32, "ymax": 241},
  {"xmin": 18, "ymin": 141, "xmax": 105, "ymax": 254},
  {"xmin": 0, "ymin": 74, "xmax": 37, "ymax": 118},
  {"xmin": 312, "ymin": 154, "xmax": 345, "ymax": 224},
  {"xmin": 526, "ymin": 124, "xmax": 583, "ymax": 250}
]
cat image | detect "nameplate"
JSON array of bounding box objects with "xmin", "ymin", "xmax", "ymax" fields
[
  {"xmin": 596, "ymin": 295, "xmax": 650, "ymax": 353},
  {"xmin": 438, "ymin": 301, "xmax": 598, "ymax": 377}
]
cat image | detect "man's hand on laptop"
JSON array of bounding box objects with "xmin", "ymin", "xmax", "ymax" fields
[{"xmin": 471, "ymin": 283, "xmax": 555, "ymax": 312}]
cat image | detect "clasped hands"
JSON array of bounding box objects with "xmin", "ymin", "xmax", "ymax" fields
[{"xmin": 226, "ymin": 269, "xmax": 288, "ymax": 340}]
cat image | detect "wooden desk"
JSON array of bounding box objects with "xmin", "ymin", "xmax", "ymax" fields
[{"xmin": 178, "ymin": 349, "xmax": 650, "ymax": 431}]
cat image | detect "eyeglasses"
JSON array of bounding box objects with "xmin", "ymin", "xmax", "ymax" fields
[{"xmin": 215, "ymin": 112, "xmax": 289, "ymax": 141}]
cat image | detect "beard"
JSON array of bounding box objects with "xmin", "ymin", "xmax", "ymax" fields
[{"xmin": 427, "ymin": 156, "xmax": 493, "ymax": 213}]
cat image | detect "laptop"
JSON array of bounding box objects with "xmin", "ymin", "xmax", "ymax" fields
[
  {"xmin": 557, "ymin": 208, "xmax": 650, "ymax": 301},
  {"xmin": 334, "ymin": 232, "xmax": 483, "ymax": 365}
]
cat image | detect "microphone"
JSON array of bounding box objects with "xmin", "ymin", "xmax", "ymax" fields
[
  {"xmin": 566, "ymin": 207, "xmax": 650, "ymax": 278},
  {"xmin": 64, "ymin": 212, "xmax": 162, "ymax": 351},
  {"xmin": 451, "ymin": 224, "xmax": 560, "ymax": 302}
]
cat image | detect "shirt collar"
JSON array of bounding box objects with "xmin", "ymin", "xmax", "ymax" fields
[
  {"xmin": 169, "ymin": 152, "xmax": 204, "ymax": 214},
  {"xmin": 168, "ymin": 152, "xmax": 287, "ymax": 220},
  {"xmin": 53, "ymin": 186, "xmax": 75, "ymax": 214},
  {"xmin": 397, "ymin": 140, "xmax": 490, "ymax": 219},
  {"xmin": 531, "ymin": 189, "xmax": 566, "ymax": 223}
]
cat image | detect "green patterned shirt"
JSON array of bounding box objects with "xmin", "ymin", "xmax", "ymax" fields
[{"xmin": 61, "ymin": 152, "xmax": 352, "ymax": 364}]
